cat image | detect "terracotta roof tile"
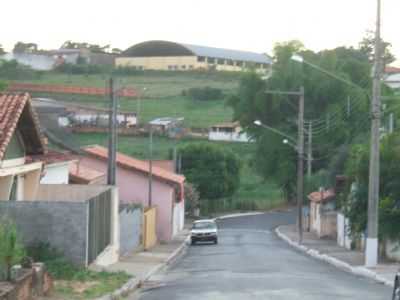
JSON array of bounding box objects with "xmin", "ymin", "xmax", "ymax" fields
[
  {"xmin": 69, "ymin": 162, "xmax": 105, "ymax": 184},
  {"xmin": 27, "ymin": 150, "xmax": 74, "ymax": 165},
  {"xmin": 82, "ymin": 145, "xmax": 185, "ymax": 185},
  {"xmin": 0, "ymin": 93, "xmax": 46, "ymax": 160},
  {"xmin": 308, "ymin": 189, "xmax": 335, "ymax": 203}
]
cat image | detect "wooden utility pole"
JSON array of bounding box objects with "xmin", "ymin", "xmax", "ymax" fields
[
  {"xmin": 297, "ymin": 86, "xmax": 305, "ymax": 244},
  {"xmin": 107, "ymin": 78, "xmax": 117, "ymax": 185},
  {"xmin": 366, "ymin": 0, "xmax": 382, "ymax": 267},
  {"xmin": 307, "ymin": 121, "xmax": 312, "ymax": 178}
]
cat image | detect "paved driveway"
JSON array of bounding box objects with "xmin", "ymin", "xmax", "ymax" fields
[{"xmin": 134, "ymin": 211, "xmax": 391, "ymax": 300}]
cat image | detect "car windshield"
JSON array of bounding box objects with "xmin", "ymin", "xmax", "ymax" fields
[{"xmin": 192, "ymin": 222, "xmax": 216, "ymax": 230}]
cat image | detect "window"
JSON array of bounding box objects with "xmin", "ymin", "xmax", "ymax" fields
[
  {"xmin": 188, "ymin": 65, "xmax": 194, "ymax": 69},
  {"xmin": 236, "ymin": 61, "xmax": 243, "ymax": 67},
  {"xmin": 207, "ymin": 57, "xmax": 215, "ymax": 64},
  {"xmin": 168, "ymin": 65, "xmax": 174, "ymax": 70},
  {"xmin": 227, "ymin": 59, "xmax": 234, "ymax": 66},
  {"xmin": 217, "ymin": 59, "xmax": 225, "ymax": 65},
  {"xmin": 181, "ymin": 65, "xmax": 186, "ymax": 69},
  {"xmin": 255, "ymin": 63, "xmax": 261, "ymax": 68},
  {"xmin": 197, "ymin": 56, "xmax": 206, "ymax": 62}
]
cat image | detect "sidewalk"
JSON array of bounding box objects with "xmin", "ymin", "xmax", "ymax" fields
[
  {"xmin": 94, "ymin": 229, "xmax": 190, "ymax": 299},
  {"xmin": 277, "ymin": 224, "xmax": 398, "ymax": 287}
]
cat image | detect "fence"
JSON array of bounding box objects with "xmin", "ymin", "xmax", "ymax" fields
[
  {"xmin": 7, "ymin": 82, "xmax": 138, "ymax": 98},
  {"xmin": 88, "ymin": 189, "xmax": 112, "ymax": 264},
  {"xmin": 143, "ymin": 207, "xmax": 157, "ymax": 250}
]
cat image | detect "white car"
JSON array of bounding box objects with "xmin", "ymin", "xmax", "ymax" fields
[{"xmin": 191, "ymin": 219, "xmax": 218, "ymax": 245}]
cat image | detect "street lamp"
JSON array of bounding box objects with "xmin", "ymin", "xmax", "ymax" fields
[
  {"xmin": 254, "ymin": 105, "xmax": 305, "ymax": 245},
  {"xmin": 290, "ymin": 54, "xmax": 368, "ymax": 95},
  {"xmin": 291, "ymin": 10, "xmax": 382, "ymax": 266}
]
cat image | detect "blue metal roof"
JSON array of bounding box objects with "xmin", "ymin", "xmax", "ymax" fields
[{"xmin": 182, "ymin": 43, "xmax": 272, "ymax": 64}]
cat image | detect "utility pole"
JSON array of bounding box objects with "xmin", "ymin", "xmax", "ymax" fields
[
  {"xmin": 148, "ymin": 126, "xmax": 153, "ymax": 207},
  {"xmin": 389, "ymin": 113, "xmax": 394, "ymax": 134},
  {"xmin": 107, "ymin": 78, "xmax": 117, "ymax": 185},
  {"xmin": 297, "ymin": 86, "xmax": 305, "ymax": 244},
  {"xmin": 347, "ymin": 96, "xmax": 351, "ymax": 117},
  {"xmin": 307, "ymin": 121, "xmax": 312, "ymax": 178},
  {"xmin": 263, "ymin": 88, "xmax": 305, "ymax": 243},
  {"xmin": 366, "ymin": 0, "xmax": 382, "ymax": 268}
]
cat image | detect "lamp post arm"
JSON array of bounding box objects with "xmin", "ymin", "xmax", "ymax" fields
[{"xmin": 257, "ymin": 123, "xmax": 297, "ymax": 144}]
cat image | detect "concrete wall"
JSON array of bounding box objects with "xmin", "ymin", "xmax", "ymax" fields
[
  {"xmin": 116, "ymin": 56, "xmax": 198, "ymax": 70},
  {"xmin": 36, "ymin": 184, "xmax": 109, "ymax": 202},
  {"xmin": 78, "ymin": 156, "xmax": 174, "ymax": 241},
  {"xmin": 116, "ymin": 55, "xmax": 269, "ymax": 73},
  {"xmin": 119, "ymin": 206, "xmax": 142, "ymax": 256},
  {"xmin": 172, "ymin": 200, "xmax": 185, "ymax": 236},
  {"xmin": 0, "ymin": 201, "xmax": 88, "ymax": 265},
  {"xmin": 337, "ymin": 213, "xmax": 353, "ymax": 250},
  {"xmin": 40, "ymin": 162, "xmax": 70, "ymax": 184}
]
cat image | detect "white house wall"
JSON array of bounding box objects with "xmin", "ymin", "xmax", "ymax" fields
[
  {"xmin": 40, "ymin": 162, "xmax": 70, "ymax": 184},
  {"xmin": 208, "ymin": 131, "xmax": 252, "ymax": 143}
]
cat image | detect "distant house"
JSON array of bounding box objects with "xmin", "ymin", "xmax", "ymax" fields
[
  {"xmin": 308, "ymin": 188, "xmax": 337, "ymax": 239},
  {"xmin": 77, "ymin": 145, "xmax": 185, "ymax": 241},
  {"xmin": 208, "ymin": 122, "xmax": 251, "ymax": 143},
  {"xmin": 384, "ymin": 66, "xmax": 400, "ymax": 90},
  {"xmin": 0, "ymin": 93, "xmax": 119, "ymax": 266},
  {"xmin": 0, "ymin": 93, "xmax": 47, "ymax": 200},
  {"xmin": 149, "ymin": 117, "xmax": 185, "ymax": 138}
]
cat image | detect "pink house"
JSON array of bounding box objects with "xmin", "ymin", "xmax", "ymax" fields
[{"xmin": 76, "ymin": 145, "xmax": 185, "ymax": 242}]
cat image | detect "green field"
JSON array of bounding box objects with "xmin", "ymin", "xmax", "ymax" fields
[
  {"xmin": 18, "ymin": 70, "xmax": 241, "ymax": 98},
  {"xmin": 25, "ymin": 70, "xmax": 240, "ymax": 128},
  {"xmin": 75, "ymin": 133, "xmax": 284, "ymax": 211}
]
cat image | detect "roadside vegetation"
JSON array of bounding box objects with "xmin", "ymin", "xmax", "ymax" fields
[{"xmin": 26, "ymin": 242, "xmax": 131, "ymax": 299}]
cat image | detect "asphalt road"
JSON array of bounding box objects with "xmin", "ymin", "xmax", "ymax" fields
[{"xmin": 134, "ymin": 211, "xmax": 391, "ymax": 300}]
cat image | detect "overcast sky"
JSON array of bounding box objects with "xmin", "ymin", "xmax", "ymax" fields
[{"xmin": 2, "ymin": 0, "xmax": 399, "ymax": 65}]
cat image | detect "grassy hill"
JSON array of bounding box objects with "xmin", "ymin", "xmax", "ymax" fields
[{"xmin": 22, "ymin": 70, "xmax": 241, "ymax": 128}]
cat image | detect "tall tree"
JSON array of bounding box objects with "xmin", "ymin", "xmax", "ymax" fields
[
  {"xmin": 228, "ymin": 41, "xmax": 372, "ymax": 199},
  {"xmin": 13, "ymin": 42, "xmax": 38, "ymax": 53},
  {"xmin": 359, "ymin": 30, "xmax": 396, "ymax": 67}
]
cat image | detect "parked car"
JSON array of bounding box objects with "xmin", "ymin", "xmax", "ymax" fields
[
  {"xmin": 191, "ymin": 219, "xmax": 218, "ymax": 245},
  {"xmin": 393, "ymin": 273, "xmax": 400, "ymax": 300}
]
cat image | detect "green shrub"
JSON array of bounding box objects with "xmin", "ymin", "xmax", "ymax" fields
[
  {"xmin": 0, "ymin": 59, "xmax": 43, "ymax": 80},
  {"xmin": 0, "ymin": 218, "xmax": 25, "ymax": 281},
  {"xmin": 184, "ymin": 86, "xmax": 223, "ymax": 101},
  {"xmin": 179, "ymin": 142, "xmax": 241, "ymax": 199},
  {"xmin": 54, "ymin": 63, "xmax": 110, "ymax": 75}
]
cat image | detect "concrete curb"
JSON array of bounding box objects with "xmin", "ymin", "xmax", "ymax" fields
[
  {"xmin": 142, "ymin": 235, "xmax": 191, "ymax": 281},
  {"xmin": 275, "ymin": 226, "xmax": 394, "ymax": 288},
  {"xmin": 214, "ymin": 212, "xmax": 265, "ymax": 220},
  {"xmin": 95, "ymin": 235, "xmax": 190, "ymax": 300}
]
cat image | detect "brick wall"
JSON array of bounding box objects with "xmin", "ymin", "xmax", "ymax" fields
[{"xmin": 0, "ymin": 201, "xmax": 88, "ymax": 266}]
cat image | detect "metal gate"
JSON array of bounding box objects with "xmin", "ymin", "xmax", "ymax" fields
[{"xmin": 88, "ymin": 189, "xmax": 112, "ymax": 264}]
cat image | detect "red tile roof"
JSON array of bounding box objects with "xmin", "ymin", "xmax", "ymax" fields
[
  {"xmin": 69, "ymin": 162, "xmax": 105, "ymax": 184},
  {"xmin": 385, "ymin": 66, "xmax": 400, "ymax": 74},
  {"xmin": 0, "ymin": 93, "xmax": 46, "ymax": 160},
  {"xmin": 308, "ymin": 189, "xmax": 335, "ymax": 203},
  {"xmin": 27, "ymin": 150, "xmax": 74, "ymax": 165},
  {"xmin": 82, "ymin": 145, "xmax": 185, "ymax": 186}
]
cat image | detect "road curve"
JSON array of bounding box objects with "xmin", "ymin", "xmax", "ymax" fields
[{"xmin": 135, "ymin": 211, "xmax": 391, "ymax": 300}]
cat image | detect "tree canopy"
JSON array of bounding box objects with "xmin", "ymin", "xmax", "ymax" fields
[
  {"xmin": 227, "ymin": 39, "xmax": 377, "ymax": 200},
  {"xmin": 179, "ymin": 143, "xmax": 241, "ymax": 200}
]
